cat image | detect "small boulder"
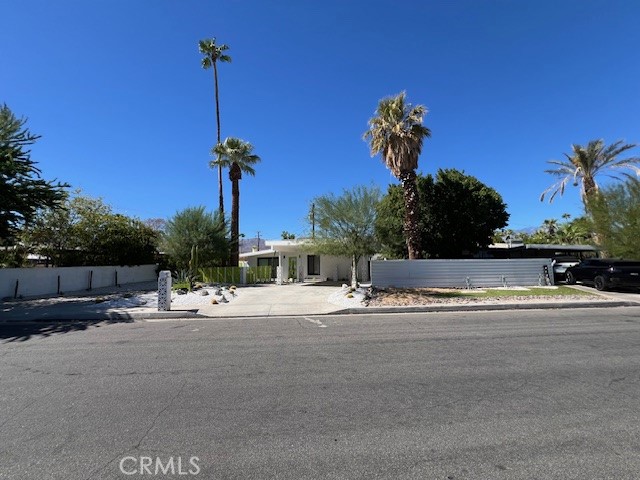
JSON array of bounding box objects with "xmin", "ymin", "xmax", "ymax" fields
[{"xmin": 200, "ymin": 290, "xmax": 209, "ymax": 296}]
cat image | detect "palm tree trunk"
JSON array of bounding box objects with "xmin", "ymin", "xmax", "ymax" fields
[
  {"xmin": 400, "ymin": 170, "xmax": 423, "ymax": 259},
  {"xmin": 230, "ymin": 172, "xmax": 240, "ymax": 267},
  {"xmin": 351, "ymin": 254, "xmax": 359, "ymax": 289},
  {"xmin": 213, "ymin": 61, "xmax": 224, "ymax": 217},
  {"xmin": 583, "ymin": 175, "xmax": 598, "ymax": 206}
]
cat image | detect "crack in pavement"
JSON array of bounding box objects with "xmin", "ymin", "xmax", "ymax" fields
[
  {"xmin": 134, "ymin": 380, "xmax": 188, "ymax": 449},
  {"xmin": 83, "ymin": 448, "xmax": 129, "ymax": 480}
]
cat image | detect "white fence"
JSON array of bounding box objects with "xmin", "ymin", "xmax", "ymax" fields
[
  {"xmin": 371, "ymin": 259, "xmax": 554, "ymax": 288},
  {"xmin": 0, "ymin": 264, "xmax": 158, "ymax": 299}
]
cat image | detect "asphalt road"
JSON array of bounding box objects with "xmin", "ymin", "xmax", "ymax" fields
[{"xmin": 1, "ymin": 307, "xmax": 640, "ymax": 480}]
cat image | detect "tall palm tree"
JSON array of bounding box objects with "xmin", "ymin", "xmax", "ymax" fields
[
  {"xmin": 199, "ymin": 37, "xmax": 232, "ymax": 216},
  {"xmin": 541, "ymin": 139, "xmax": 640, "ymax": 205},
  {"xmin": 212, "ymin": 137, "xmax": 261, "ymax": 266},
  {"xmin": 363, "ymin": 91, "xmax": 431, "ymax": 259}
]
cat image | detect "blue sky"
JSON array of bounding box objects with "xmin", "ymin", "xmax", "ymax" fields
[{"xmin": 3, "ymin": 0, "xmax": 640, "ymax": 240}]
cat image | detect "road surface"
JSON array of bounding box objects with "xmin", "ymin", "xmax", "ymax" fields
[{"xmin": 1, "ymin": 307, "xmax": 640, "ymax": 479}]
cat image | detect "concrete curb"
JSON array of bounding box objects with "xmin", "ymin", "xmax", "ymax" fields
[
  {"xmin": 341, "ymin": 300, "xmax": 638, "ymax": 315},
  {"xmin": 2, "ymin": 301, "xmax": 638, "ymax": 324},
  {"xmin": 148, "ymin": 300, "xmax": 637, "ymax": 319}
]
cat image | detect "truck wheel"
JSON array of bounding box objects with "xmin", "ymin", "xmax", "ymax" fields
[
  {"xmin": 594, "ymin": 275, "xmax": 607, "ymax": 291},
  {"xmin": 565, "ymin": 271, "xmax": 576, "ymax": 285}
]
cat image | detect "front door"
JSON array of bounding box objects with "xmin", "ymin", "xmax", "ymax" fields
[
  {"xmin": 307, "ymin": 255, "xmax": 320, "ymax": 276},
  {"xmin": 288, "ymin": 257, "xmax": 297, "ymax": 281}
]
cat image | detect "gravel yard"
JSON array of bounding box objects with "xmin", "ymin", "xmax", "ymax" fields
[{"xmin": 366, "ymin": 286, "xmax": 607, "ymax": 306}]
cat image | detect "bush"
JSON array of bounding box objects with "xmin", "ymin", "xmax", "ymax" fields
[{"xmin": 162, "ymin": 207, "xmax": 228, "ymax": 270}]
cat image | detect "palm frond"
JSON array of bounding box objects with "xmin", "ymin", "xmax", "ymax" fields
[
  {"xmin": 542, "ymin": 139, "xmax": 639, "ymax": 203},
  {"xmin": 198, "ymin": 37, "xmax": 232, "ymax": 65},
  {"xmin": 363, "ymin": 91, "xmax": 430, "ymax": 178},
  {"xmin": 540, "ymin": 176, "xmax": 570, "ymax": 203},
  {"xmin": 213, "ymin": 137, "xmax": 261, "ymax": 175}
]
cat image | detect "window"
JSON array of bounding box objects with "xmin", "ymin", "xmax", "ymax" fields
[
  {"xmin": 307, "ymin": 255, "xmax": 320, "ymax": 276},
  {"xmin": 258, "ymin": 257, "xmax": 279, "ymax": 278}
]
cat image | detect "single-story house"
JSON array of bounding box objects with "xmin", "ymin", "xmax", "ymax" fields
[{"xmin": 239, "ymin": 239, "xmax": 371, "ymax": 284}]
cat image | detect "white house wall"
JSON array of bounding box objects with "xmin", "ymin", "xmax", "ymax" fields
[
  {"xmin": 240, "ymin": 251, "xmax": 371, "ymax": 282},
  {"xmin": 323, "ymin": 255, "xmax": 370, "ymax": 282}
]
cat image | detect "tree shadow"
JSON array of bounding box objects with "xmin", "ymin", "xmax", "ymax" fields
[{"xmin": 0, "ymin": 316, "xmax": 135, "ymax": 343}]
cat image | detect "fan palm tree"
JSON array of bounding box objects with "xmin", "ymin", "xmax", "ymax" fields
[
  {"xmin": 363, "ymin": 92, "xmax": 431, "ymax": 259},
  {"xmin": 540, "ymin": 139, "xmax": 640, "ymax": 205},
  {"xmin": 199, "ymin": 37, "xmax": 232, "ymax": 216},
  {"xmin": 212, "ymin": 137, "xmax": 261, "ymax": 266}
]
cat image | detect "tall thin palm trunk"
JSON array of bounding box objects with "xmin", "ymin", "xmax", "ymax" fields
[
  {"xmin": 230, "ymin": 163, "xmax": 240, "ymax": 266},
  {"xmin": 213, "ymin": 61, "xmax": 224, "ymax": 216}
]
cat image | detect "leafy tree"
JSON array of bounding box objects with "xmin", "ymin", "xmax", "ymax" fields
[
  {"xmin": 162, "ymin": 206, "xmax": 229, "ymax": 271},
  {"xmin": 77, "ymin": 214, "xmax": 157, "ymax": 266},
  {"xmin": 0, "ymin": 104, "xmax": 67, "ymax": 242},
  {"xmin": 144, "ymin": 218, "xmax": 167, "ymax": 234},
  {"xmin": 199, "ymin": 37, "xmax": 232, "ymax": 216},
  {"xmin": 522, "ymin": 215, "xmax": 592, "ymax": 245},
  {"xmin": 281, "ymin": 231, "xmax": 296, "ymax": 240},
  {"xmin": 308, "ymin": 185, "xmax": 381, "ymax": 288},
  {"xmin": 557, "ymin": 216, "xmax": 592, "ymax": 244},
  {"xmin": 22, "ymin": 193, "xmax": 158, "ymax": 266},
  {"xmin": 0, "ymin": 244, "xmax": 27, "ymax": 268},
  {"xmin": 376, "ymin": 169, "xmax": 509, "ymax": 258},
  {"xmin": 363, "ymin": 91, "xmax": 431, "ymax": 259},
  {"xmin": 541, "ymin": 139, "xmax": 640, "ymax": 205},
  {"xmin": 587, "ymin": 179, "xmax": 640, "ymax": 258},
  {"xmin": 212, "ymin": 137, "xmax": 261, "ymax": 266}
]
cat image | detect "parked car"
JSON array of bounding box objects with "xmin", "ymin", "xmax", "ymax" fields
[
  {"xmin": 565, "ymin": 259, "xmax": 640, "ymax": 291},
  {"xmin": 552, "ymin": 256, "xmax": 581, "ymax": 282}
]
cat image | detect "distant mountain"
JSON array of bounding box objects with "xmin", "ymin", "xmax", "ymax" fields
[{"xmin": 239, "ymin": 237, "xmax": 267, "ymax": 253}]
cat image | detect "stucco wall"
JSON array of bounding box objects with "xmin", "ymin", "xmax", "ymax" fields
[{"xmin": 0, "ymin": 264, "xmax": 158, "ymax": 299}]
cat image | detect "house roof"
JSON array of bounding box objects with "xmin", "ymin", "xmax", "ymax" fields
[
  {"xmin": 264, "ymin": 239, "xmax": 311, "ymax": 254},
  {"xmin": 489, "ymin": 242, "xmax": 598, "ymax": 252},
  {"xmin": 239, "ymin": 248, "xmax": 275, "ymax": 258}
]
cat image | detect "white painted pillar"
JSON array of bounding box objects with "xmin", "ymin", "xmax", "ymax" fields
[
  {"xmin": 276, "ymin": 252, "xmax": 283, "ymax": 285},
  {"xmin": 157, "ymin": 270, "xmax": 172, "ymax": 311}
]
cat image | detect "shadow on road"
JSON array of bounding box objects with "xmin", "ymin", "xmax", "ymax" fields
[{"xmin": 0, "ymin": 317, "xmax": 135, "ymax": 343}]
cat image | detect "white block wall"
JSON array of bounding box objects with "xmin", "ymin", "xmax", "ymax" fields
[{"xmin": 0, "ymin": 264, "xmax": 158, "ymax": 299}]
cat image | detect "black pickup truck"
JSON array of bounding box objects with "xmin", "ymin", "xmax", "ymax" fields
[{"xmin": 565, "ymin": 259, "xmax": 640, "ymax": 291}]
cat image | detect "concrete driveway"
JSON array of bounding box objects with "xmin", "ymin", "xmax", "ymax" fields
[
  {"xmin": 568, "ymin": 283, "xmax": 640, "ymax": 303},
  {"xmin": 196, "ymin": 283, "xmax": 346, "ymax": 317}
]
